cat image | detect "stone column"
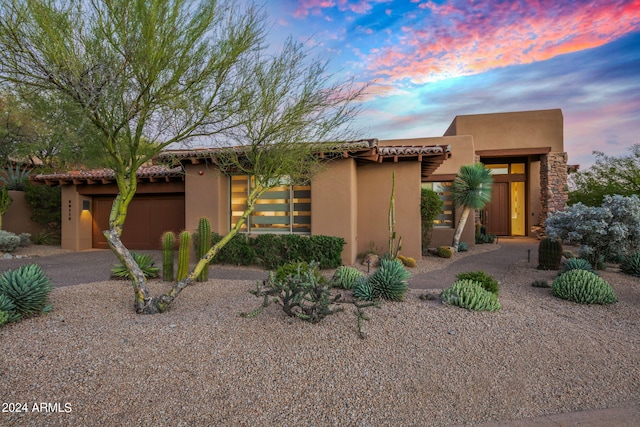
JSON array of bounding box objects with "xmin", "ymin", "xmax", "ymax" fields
[{"xmin": 540, "ymin": 152, "xmax": 568, "ymax": 230}]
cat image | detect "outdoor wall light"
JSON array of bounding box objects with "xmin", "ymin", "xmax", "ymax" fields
[{"xmin": 82, "ymin": 200, "xmax": 91, "ymax": 211}]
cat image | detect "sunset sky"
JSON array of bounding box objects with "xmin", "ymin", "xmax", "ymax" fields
[{"xmin": 264, "ymin": 0, "xmax": 640, "ymax": 168}]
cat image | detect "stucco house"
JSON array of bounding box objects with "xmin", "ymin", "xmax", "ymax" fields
[{"xmin": 32, "ymin": 108, "xmax": 568, "ymax": 265}]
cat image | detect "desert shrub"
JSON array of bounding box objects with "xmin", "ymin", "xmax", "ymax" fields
[
  {"xmin": 24, "ymin": 181, "xmax": 61, "ymax": 226},
  {"xmin": 531, "ymin": 279, "xmax": 550, "ymax": 288},
  {"xmin": 456, "ymin": 271, "xmax": 499, "ymax": 295},
  {"xmin": 242, "ymin": 262, "xmax": 342, "ymax": 323},
  {"xmin": 476, "ymin": 233, "xmax": 496, "ymax": 244},
  {"xmin": 458, "ymin": 241, "xmax": 468, "ymax": 252},
  {"xmin": 0, "ymin": 293, "xmax": 20, "ymax": 323},
  {"xmin": 368, "ymin": 258, "xmax": 411, "ymax": 301},
  {"xmin": 212, "ymin": 233, "xmax": 257, "ymax": 266},
  {"xmin": 18, "ymin": 233, "xmax": 31, "ymax": 247},
  {"xmin": 0, "ymin": 230, "xmax": 21, "ymax": 252},
  {"xmin": 421, "ymin": 188, "xmax": 442, "ymax": 252},
  {"xmin": 441, "ymin": 279, "xmax": 501, "ymax": 312},
  {"xmin": 0, "ymin": 264, "xmax": 52, "ymax": 316},
  {"xmin": 551, "ymin": 269, "xmax": 617, "ymax": 305},
  {"xmin": 620, "ymin": 251, "xmax": 640, "ymax": 277},
  {"xmin": 437, "ymin": 246, "xmax": 453, "ymax": 258},
  {"xmin": 111, "ymin": 252, "xmax": 159, "ymax": 279},
  {"xmin": 331, "ymin": 266, "xmax": 364, "ymax": 290},
  {"xmin": 560, "ymin": 257, "xmax": 597, "ymax": 275},
  {"xmin": 545, "ymin": 195, "xmax": 640, "ymax": 267}
]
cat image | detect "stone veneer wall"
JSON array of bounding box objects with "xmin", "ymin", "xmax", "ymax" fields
[{"xmin": 540, "ymin": 152, "xmax": 568, "ymax": 229}]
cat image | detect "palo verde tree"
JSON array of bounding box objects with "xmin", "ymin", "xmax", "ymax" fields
[
  {"xmin": 451, "ymin": 163, "xmax": 493, "ymax": 251},
  {"xmin": 569, "ymin": 145, "xmax": 640, "ymax": 206},
  {"xmin": 0, "ymin": 0, "xmax": 363, "ymax": 314}
]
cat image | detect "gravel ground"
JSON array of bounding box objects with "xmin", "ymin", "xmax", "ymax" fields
[{"xmin": 1, "ymin": 245, "xmax": 639, "ymax": 426}]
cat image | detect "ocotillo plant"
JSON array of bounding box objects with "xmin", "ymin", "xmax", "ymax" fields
[
  {"xmin": 196, "ymin": 217, "xmax": 211, "ymax": 282},
  {"xmin": 176, "ymin": 231, "xmax": 191, "ymax": 281},
  {"xmin": 161, "ymin": 231, "xmax": 176, "ymax": 281},
  {"xmin": 388, "ymin": 171, "xmax": 401, "ymax": 258}
]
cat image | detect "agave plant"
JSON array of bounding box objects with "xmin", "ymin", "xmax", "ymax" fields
[
  {"xmin": 0, "ymin": 293, "xmax": 21, "ymax": 323},
  {"xmin": 0, "ymin": 264, "xmax": 52, "ymax": 316},
  {"xmin": 620, "ymin": 251, "xmax": 640, "ymax": 277},
  {"xmin": 368, "ymin": 258, "xmax": 411, "ymax": 301},
  {"xmin": 353, "ymin": 276, "xmax": 376, "ymax": 301},
  {"xmin": 560, "ymin": 257, "xmax": 597, "ymax": 276},
  {"xmin": 111, "ymin": 252, "xmax": 159, "ymax": 280}
]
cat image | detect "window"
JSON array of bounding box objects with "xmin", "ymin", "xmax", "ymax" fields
[
  {"xmin": 422, "ymin": 182, "xmax": 454, "ymax": 227},
  {"xmin": 230, "ymin": 176, "xmax": 311, "ymax": 233}
]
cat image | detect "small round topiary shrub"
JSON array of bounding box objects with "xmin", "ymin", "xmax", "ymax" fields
[
  {"xmin": 440, "ymin": 279, "xmax": 501, "ymax": 312},
  {"xmin": 560, "ymin": 257, "xmax": 597, "ymax": 276},
  {"xmin": 620, "ymin": 251, "xmax": 640, "ymax": 278},
  {"xmin": 331, "ymin": 266, "xmax": 364, "ymax": 290},
  {"xmin": 437, "ymin": 246, "xmax": 453, "ymax": 258},
  {"xmin": 551, "ymin": 269, "xmax": 617, "ymax": 305}
]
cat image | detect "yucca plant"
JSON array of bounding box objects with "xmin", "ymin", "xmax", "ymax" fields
[
  {"xmin": 0, "ymin": 293, "xmax": 20, "ymax": 323},
  {"xmin": 368, "ymin": 258, "xmax": 411, "ymax": 301},
  {"xmin": 111, "ymin": 252, "xmax": 159, "ymax": 280},
  {"xmin": 0, "ymin": 264, "xmax": 52, "ymax": 316},
  {"xmin": 441, "ymin": 279, "xmax": 501, "ymax": 312},
  {"xmin": 331, "ymin": 266, "xmax": 364, "ymax": 290},
  {"xmin": 451, "ymin": 163, "xmax": 493, "ymax": 251},
  {"xmin": 552, "ymin": 269, "xmax": 617, "ymax": 305},
  {"xmin": 620, "ymin": 251, "xmax": 640, "ymax": 277}
]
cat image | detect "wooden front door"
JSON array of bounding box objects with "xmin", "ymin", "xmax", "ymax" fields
[{"xmin": 484, "ymin": 182, "xmax": 509, "ymax": 235}]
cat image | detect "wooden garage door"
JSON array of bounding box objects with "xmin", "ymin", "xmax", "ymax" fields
[{"xmin": 92, "ymin": 194, "xmax": 185, "ymax": 249}]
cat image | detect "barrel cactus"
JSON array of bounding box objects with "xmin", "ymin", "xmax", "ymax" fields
[
  {"xmin": 552, "ymin": 269, "xmax": 617, "ymax": 304},
  {"xmin": 538, "ymin": 237, "xmax": 563, "ymax": 270},
  {"xmin": 437, "ymin": 246, "xmax": 453, "ymax": 258},
  {"xmin": 331, "ymin": 266, "xmax": 364, "ymax": 290},
  {"xmin": 441, "ymin": 279, "xmax": 501, "ymax": 312}
]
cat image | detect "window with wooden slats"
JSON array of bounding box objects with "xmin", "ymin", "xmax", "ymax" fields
[{"xmin": 230, "ymin": 176, "xmax": 311, "ymax": 234}]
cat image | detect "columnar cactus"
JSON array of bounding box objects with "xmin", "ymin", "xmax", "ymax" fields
[
  {"xmin": 538, "ymin": 237, "xmax": 563, "ymax": 270},
  {"xmin": 162, "ymin": 231, "xmax": 176, "ymax": 282},
  {"xmin": 196, "ymin": 218, "xmax": 212, "ymax": 282},
  {"xmin": 176, "ymin": 231, "xmax": 191, "ymax": 281}
]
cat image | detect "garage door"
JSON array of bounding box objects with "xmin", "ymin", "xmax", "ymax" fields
[{"xmin": 92, "ymin": 194, "xmax": 185, "ymax": 249}]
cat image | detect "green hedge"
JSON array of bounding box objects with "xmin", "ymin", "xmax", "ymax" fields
[{"xmin": 210, "ymin": 233, "xmax": 345, "ymax": 269}]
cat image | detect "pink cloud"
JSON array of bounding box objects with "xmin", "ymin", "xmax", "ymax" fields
[
  {"xmin": 366, "ymin": 0, "xmax": 640, "ymax": 84},
  {"xmin": 294, "ymin": 0, "xmax": 391, "ymax": 18}
]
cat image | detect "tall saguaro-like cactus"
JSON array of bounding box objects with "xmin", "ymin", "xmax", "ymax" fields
[
  {"xmin": 176, "ymin": 231, "xmax": 191, "ymax": 281},
  {"xmin": 161, "ymin": 231, "xmax": 176, "ymax": 282},
  {"xmin": 388, "ymin": 171, "xmax": 402, "ymax": 258},
  {"xmin": 196, "ymin": 218, "xmax": 212, "ymax": 282}
]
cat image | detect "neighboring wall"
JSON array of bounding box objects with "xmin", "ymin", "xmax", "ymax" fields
[{"xmin": 3, "ymin": 190, "xmax": 47, "ymax": 237}]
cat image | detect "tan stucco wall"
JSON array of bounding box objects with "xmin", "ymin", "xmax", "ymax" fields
[
  {"xmin": 444, "ymin": 109, "xmax": 563, "ymax": 152},
  {"xmin": 61, "ymin": 186, "xmax": 92, "ymax": 251},
  {"xmin": 3, "ymin": 191, "xmax": 47, "ymax": 237},
  {"xmin": 312, "ymin": 159, "xmax": 358, "ymax": 265},
  {"xmin": 184, "ymin": 164, "xmax": 229, "ymax": 234},
  {"xmin": 356, "ymin": 162, "xmax": 421, "ymax": 260}
]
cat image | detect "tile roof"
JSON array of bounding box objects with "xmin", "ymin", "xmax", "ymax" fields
[{"xmin": 31, "ymin": 165, "xmax": 183, "ymax": 186}]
